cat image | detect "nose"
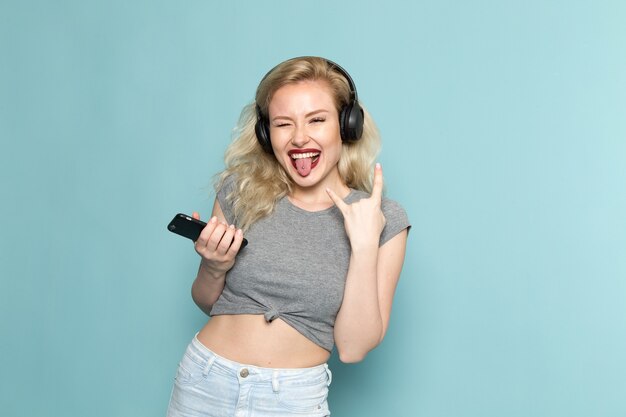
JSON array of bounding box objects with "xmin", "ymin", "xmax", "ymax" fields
[{"xmin": 291, "ymin": 124, "xmax": 310, "ymax": 148}]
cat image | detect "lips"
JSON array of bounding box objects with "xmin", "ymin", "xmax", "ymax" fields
[{"xmin": 288, "ymin": 148, "xmax": 321, "ymax": 177}]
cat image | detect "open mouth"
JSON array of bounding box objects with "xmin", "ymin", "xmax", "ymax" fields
[{"xmin": 288, "ymin": 149, "xmax": 321, "ymax": 177}]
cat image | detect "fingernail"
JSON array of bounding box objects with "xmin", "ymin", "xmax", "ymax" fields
[
  {"xmin": 229, "ymin": 224, "xmax": 235, "ymax": 229},
  {"xmin": 210, "ymin": 216, "xmax": 217, "ymax": 223},
  {"xmin": 376, "ymin": 162, "xmax": 381, "ymax": 169}
]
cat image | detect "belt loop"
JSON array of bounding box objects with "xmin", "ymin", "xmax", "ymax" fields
[
  {"xmin": 202, "ymin": 355, "xmax": 216, "ymax": 378},
  {"xmin": 324, "ymin": 364, "xmax": 332, "ymax": 387},
  {"xmin": 272, "ymin": 370, "xmax": 279, "ymax": 392}
]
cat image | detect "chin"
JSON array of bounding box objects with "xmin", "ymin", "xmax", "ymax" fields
[{"xmin": 292, "ymin": 170, "xmax": 326, "ymax": 188}]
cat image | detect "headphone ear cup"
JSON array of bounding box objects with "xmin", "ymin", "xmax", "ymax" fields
[
  {"xmin": 255, "ymin": 109, "xmax": 274, "ymax": 154},
  {"xmin": 339, "ymin": 102, "xmax": 364, "ymax": 142}
]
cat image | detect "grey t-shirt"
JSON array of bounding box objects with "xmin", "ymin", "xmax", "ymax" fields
[{"xmin": 209, "ymin": 176, "xmax": 411, "ymax": 351}]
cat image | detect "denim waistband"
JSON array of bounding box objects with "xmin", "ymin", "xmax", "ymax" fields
[{"xmin": 189, "ymin": 334, "xmax": 332, "ymax": 390}]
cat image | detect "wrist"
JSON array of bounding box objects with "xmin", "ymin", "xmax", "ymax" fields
[
  {"xmin": 349, "ymin": 239, "xmax": 379, "ymax": 255},
  {"xmin": 198, "ymin": 259, "xmax": 227, "ymax": 281},
  {"xmin": 349, "ymin": 246, "xmax": 379, "ymax": 264}
]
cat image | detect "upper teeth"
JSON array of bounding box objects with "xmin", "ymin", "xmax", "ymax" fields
[{"xmin": 291, "ymin": 152, "xmax": 319, "ymax": 159}]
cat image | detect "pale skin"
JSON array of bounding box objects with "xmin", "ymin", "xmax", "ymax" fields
[{"xmin": 191, "ymin": 81, "xmax": 408, "ymax": 366}]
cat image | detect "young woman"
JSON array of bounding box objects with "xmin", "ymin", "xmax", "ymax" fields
[{"xmin": 167, "ymin": 56, "xmax": 410, "ymax": 417}]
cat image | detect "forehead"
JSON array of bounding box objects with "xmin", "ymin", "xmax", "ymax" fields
[{"xmin": 268, "ymin": 80, "xmax": 336, "ymax": 116}]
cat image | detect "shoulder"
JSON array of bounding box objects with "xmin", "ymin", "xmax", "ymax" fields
[
  {"xmin": 215, "ymin": 173, "xmax": 239, "ymax": 223},
  {"xmin": 347, "ymin": 189, "xmax": 409, "ymax": 218},
  {"xmin": 216, "ymin": 172, "xmax": 238, "ymax": 194},
  {"xmin": 380, "ymin": 195, "xmax": 410, "ymax": 246},
  {"xmin": 382, "ymin": 196, "xmax": 409, "ymax": 225}
]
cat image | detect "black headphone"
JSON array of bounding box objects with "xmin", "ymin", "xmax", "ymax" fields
[{"xmin": 255, "ymin": 57, "xmax": 364, "ymax": 155}]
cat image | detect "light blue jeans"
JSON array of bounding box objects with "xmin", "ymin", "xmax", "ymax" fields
[{"xmin": 166, "ymin": 335, "xmax": 332, "ymax": 417}]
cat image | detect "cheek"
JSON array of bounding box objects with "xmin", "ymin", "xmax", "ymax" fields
[
  {"xmin": 269, "ymin": 132, "xmax": 294, "ymax": 158},
  {"xmin": 330, "ymin": 146, "xmax": 343, "ymax": 164},
  {"xmin": 324, "ymin": 128, "xmax": 343, "ymax": 154},
  {"xmin": 322, "ymin": 142, "xmax": 343, "ymax": 168},
  {"xmin": 269, "ymin": 128, "xmax": 289, "ymax": 145}
]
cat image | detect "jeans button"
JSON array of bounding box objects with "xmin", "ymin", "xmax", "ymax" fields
[{"xmin": 240, "ymin": 368, "xmax": 249, "ymax": 378}]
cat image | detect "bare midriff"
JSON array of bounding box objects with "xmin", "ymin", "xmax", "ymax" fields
[{"xmin": 196, "ymin": 314, "xmax": 331, "ymax": 368}]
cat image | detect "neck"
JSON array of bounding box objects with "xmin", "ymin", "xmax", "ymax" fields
[{"xmin": 289, "ymin": 181, "xmax": 350, "ymax": 211}]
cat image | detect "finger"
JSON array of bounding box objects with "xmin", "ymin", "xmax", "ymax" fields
[
  {"xmin": 226, "ymin": 228, "xmax": 245, "ymax": 256},
  {"xmin": 206, "ymin": 222, "xmax": 228, "ymax": 250},
  {"xmin": 370, "ymin": 162, "xmax": 384, "ymax": 202},
  {"xmin": 192, "ymin": 211, "xmax": 200, "ymax": 220},
  {"xmin": 196, "ymin": 216, "xmax": 218, "ymax": 247},
  {"xmin": 216, "ymin": 224, "xmax": 237, "ymax": 255},
  {"xmin": 326, "ymin": 187, "xmax": 349, "ymax": 214}
]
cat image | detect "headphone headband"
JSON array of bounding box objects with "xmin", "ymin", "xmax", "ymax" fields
[{"xmin": 257, "ymin": 57, "xmax": 358, "ymax": 102}]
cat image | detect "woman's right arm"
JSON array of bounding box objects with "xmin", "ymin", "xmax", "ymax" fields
[{"xmin": 191, "ymin": 198, "xmax": 245, "ymax": 315}]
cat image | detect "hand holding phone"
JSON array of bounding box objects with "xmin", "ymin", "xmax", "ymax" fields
[{"xmin": 167, "ymin": 213, "xmax": 248, "ymax": 249}]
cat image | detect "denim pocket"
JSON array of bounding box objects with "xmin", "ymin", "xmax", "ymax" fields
[
  {"xmin": 174, "ymin": 351, "xmax": 207, "ymax": 387},
  {"xmin": 275, "ymin": 380, "xmax": 329, "ymax": 413}
]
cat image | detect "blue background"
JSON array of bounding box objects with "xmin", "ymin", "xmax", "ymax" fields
[{"xmin": 1, "ymin": 1, "xmax": 625, "ymax": 416}]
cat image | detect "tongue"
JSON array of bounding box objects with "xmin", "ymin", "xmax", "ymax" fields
[{"xmin": 295, "ymin": 157, "xmax": 313, "ymax": 177}]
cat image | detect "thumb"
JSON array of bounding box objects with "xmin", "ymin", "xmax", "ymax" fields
[{"xmin": 326, "ymin": 188, "xmax": 348, "ymax": 214}]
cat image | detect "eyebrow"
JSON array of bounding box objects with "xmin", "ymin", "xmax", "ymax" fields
[{"xmin": 271, "ymin": 109, "xmax": 329, "ymax": 122}]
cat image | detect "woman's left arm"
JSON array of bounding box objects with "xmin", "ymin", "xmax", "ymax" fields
[{"xmin": 327, "ymin": 164, "xmax": 409, "ymax": 363}]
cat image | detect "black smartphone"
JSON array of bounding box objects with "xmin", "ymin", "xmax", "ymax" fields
[{"xmin": 167, "ymin": 213, "xmax": 248, "ymax": 248}]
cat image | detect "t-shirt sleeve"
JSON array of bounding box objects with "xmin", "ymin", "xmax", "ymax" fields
[
  {"xmin": 379, "ymin": 198, "xmax": 411, "ymax": 246},
  {"xmin": 216, "ymin": 174, "xmax": 237, "ymax": 224}
]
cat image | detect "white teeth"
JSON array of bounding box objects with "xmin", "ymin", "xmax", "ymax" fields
[{"xmin": 291, "ymin": 152, "xmax": 319, "ymax": 159}]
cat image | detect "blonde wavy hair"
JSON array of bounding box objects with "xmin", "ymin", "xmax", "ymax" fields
[{"xmin": 216, "ymin": 56, "xmax": 381, "ymax": 231}]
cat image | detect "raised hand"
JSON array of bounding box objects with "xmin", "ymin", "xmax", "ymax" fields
[
  {"xmin": 326, "ymin": 163, "xmax": 387, "ymax": 250},
  {"xmin": 192, "ymin": 212, "xmax": 244, "ymax": 279}
]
